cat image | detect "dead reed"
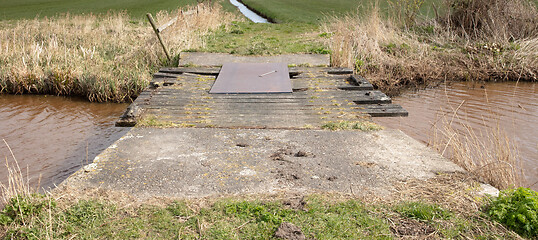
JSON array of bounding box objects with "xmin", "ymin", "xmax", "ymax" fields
[
  {"xmin": 0, "ymin": 140, "xmax": 34, "ymax": 205},
  {"xmin": 446, "ymin": 0, "xmax": 538, "ymax": 41},
  {"xmin": 324, "ymin": 0, "xmax": 538, "ymax": 95},
  {"xmin": 430, "ymin": 96, "xmax": 523, "ymax": 190},
  {"xmin": 0, "ymin": 3, "xmax": 236, "ymax": 102}
]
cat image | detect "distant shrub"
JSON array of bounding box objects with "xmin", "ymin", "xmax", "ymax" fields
[{"xmin": 487, "ymin": 187, "xmax": 538, "ymax": 238}]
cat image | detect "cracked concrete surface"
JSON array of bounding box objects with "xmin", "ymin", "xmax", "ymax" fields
[{"xmin": 61, "ymin": 128, "xmax": 464, "ymax": 200}]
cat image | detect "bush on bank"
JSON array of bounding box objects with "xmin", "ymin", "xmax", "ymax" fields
[{"xmin": 487, "ymin": 187, "xmax": 538, "ymax": 238}]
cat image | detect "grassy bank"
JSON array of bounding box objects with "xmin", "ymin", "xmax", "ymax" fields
[
  {"xmin": 323, "ymin": 0, "xmax": 538, "ymax": 94},
  {"xmin": 198, "ymin": 21, "xmax": 329, "ymax": 55},
  {"xmin": 0, "ymin": 3, "xmax": 236, "ymax": 102},
  {"xmin": 0, "ymin": 178, "xmax": 527, "ymax": 239}
]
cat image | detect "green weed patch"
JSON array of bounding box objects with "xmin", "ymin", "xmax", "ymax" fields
[
  {"xmin": 394, "ymin": 202, "xmax": 452, "ymax": 222},
  {"xmin": 487, "ymin": 187, "xmax": 538, "ymax": 238}
]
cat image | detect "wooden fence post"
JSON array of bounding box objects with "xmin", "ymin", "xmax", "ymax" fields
[{"xmin": 146, "ymin": 13, "xmax": 172, "ymax": 62}]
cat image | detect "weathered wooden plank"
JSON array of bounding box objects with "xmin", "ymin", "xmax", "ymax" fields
[
  {"xmin": 292, "ymin": 85, "xmax": 374, "ymax": 91},
  {"xmin": 153, "ymin": 72, "xmax": 181, "ymax": 78},
  {"xmin": 142, "ymin": 113, "xmax": 362, "ymax": 121},
  {"xmin": 291, "ymin": 80, "xmax": 373, "ymax": 91},
  {"xmin": 143, "ymin": 103, "xmax": 365, "ymax": 110},
  {"xmin": 157, "ymin": 16, "xmax": 178, "ymax": 33},
  {"xmin": 291, "ymin": 67, "xmax": 353, "ymax": 75},
  {"xmin": 160, "ymin": 67, "xmax": 303, "ymax": 77},
  {"xmin": 145, "ymin": 95, "xmax": 391, "ymax": 105},
  {"xmin": 328, "ymin": 68, "xmax": 354, "ymax": 74},
  {"xmin": 143, "ymin": 98, "xmax": 387, "ymax": 106},
  {"xmin": 152, "ymin": 89, "xmax": 386, "ymax": 97},
  {"xmin": 349, "ymin": 75, "xmax": 375, "ymax": 90},
  {"xmin": 159, "ymin": 67, "xmax": 221, "ymax": 75},
  {"xmin": 357, "ymin": 104, "xmax": 409, "ymax": 117}
]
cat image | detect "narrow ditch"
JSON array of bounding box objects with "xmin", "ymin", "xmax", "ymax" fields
[{"xmin": 229, "ymin": 0, "xmax": 273, "ymax": 23}]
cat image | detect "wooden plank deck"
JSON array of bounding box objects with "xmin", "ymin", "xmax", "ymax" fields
[{"xmin": 116, "ymin": 67, "xmax": 407, "ymax": 128}]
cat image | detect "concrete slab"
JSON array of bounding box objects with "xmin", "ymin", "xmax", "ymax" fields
[
  {"xmin": 61, "ymin": 128, "xmax": 464, "ymax": 200},
  {"xmin": 179, "ymin": 52, "xmax": 330, "ymax": 67}
]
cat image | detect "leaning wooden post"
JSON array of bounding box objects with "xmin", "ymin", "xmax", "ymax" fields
[{"xmin": 146, "ymin": 13, "xmax": 172, "ymax": 62}]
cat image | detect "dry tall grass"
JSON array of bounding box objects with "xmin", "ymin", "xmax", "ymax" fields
[
  {"xmin": 430, "ymin": 99, "xmax": 523, "ymax": 190},
  {"xmin": 324, "ymin": 0, "xmax": 538, "ymax": 95},
  {"xmin": 0, "ymin": 3, "xmax": 236, "ymax": 102},
  {"xmin": 0, "ymin": 140, "xmax": 34, "ymax": 206},
  {"xmin": 446, "ymin": 0, "xmax": 538, "ymax": 41}
]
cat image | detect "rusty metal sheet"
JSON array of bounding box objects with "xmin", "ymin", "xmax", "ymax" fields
[{"xmin": 209, "ymin": 63, "xmax": 292, "ymax": 94}]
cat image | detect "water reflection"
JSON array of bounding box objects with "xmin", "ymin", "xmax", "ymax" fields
[
  {"xmin": 0, "ymin": 95, "xmax": 129, "ymax": 190},
  {"xmin": 375, "ymin": 82, "xmax": 537, "ymax": 189}
]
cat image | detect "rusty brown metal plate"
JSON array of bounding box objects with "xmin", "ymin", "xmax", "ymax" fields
[{"xmin": 209, "ymin": 63, "xmax": 292, "ymax": 94}]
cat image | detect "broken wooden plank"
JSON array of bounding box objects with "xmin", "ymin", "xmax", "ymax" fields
[
  {"xmin": 350, "ymin": 75, "xmax": 375, "ymax": 90},
  {"xmin": 291, "ymin": 67, "xmax": 353, "ymax": 75},
  {"xmin": 356, "ymin": 104, "xmax": 409, "ymax": 117}
]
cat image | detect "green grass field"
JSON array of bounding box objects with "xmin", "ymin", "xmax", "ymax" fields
[
  {"xmin": 0, "ymin": 0, "xmax": 237, "ymax": 20},
  {"xmin": 198, "ymin": 21, "xmax": 329, "ymax": 55},
  {"xmin": 240, "ymin": 0, "xmax": 436, "ymax": 23},
  {"xmin": 0, "ymin": 0, "xmax": 439, "ymax": 22}
]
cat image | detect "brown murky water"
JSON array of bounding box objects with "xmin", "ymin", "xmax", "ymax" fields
[
  {"xmin": 375, "ymin": 81, "xmax": 537, "ymax": 190},
  {"xmin": 0, "ymin": 95, "xmax": 129, "ymax": 190}
]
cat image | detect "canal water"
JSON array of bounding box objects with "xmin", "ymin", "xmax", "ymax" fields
[
  {"xmin": 229, "ymin": 0, "xmax": 269, "ymax": 23},
  {"xmin": 375, "ymin": 81, "xmax": 537, "ymax": 190},
  {"xmin": 0, "ymin": 95, "xmax": 129, "ymax": 190}
]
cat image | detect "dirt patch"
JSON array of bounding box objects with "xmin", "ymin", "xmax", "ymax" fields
[
  {"xmin": 327, "ymin": 176, "xmax": 338, "ymax": 181},
  {"xmin": 277, "ymin": 169, "xmax": 302, "ymax": 181},
  {"xmin": 390, "ymin": 218, "xmax": 436, "ymax": 238},
  {"xmin": 355, "ymin": 161, "xmax": 376, "ymax": 168},
  {"xmin": 295, "ymin": 151, "xmax": 314, "ymax": 158},
  {"xmin": 274, "ymin": 222, "xmax": 306, "ymax": 240},
  {"xmin": 270, "ymin": 147, "xmax": 294, "ymax": 161},
  {"xmin": 236, "ymin": 143, "xmax": 249, "ymax": 147},
  {"xmin": 282, "ymin": 196, "xmax": 307, "ymax": 211},
  {"xmin": 271, "ymin": 147, "xmax": 315, "ymax": 161}
]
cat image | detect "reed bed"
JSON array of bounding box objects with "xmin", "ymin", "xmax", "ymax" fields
[
  {"xmin": 430, "ymin": 98, "xmax": 523, "ymax": 190},
  {"xmin": 0, "ymin": 3, "xmax": 236, "ymax": 102},
  {"xmin": 324, "ymin": 0, "xmax": 538, "ymax": 95}
]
